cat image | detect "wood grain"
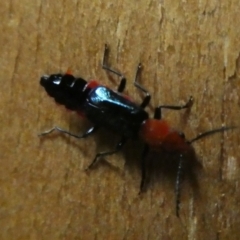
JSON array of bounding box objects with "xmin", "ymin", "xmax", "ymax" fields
[{"xmin": 0, "ymin": 0, "xmax": 240, "ymax": 239}]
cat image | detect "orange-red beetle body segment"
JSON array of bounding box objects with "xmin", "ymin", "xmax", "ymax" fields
[
  {"xmin": 140, "ymin": 119, "xmax": 192, "ymax": 153},
  {"xmin": 139, "ymin": 119, "xmax": 171, "ymax": 148}
]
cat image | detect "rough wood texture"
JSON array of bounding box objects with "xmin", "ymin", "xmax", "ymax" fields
[{"xmin": 1, "ymin": 0, "xmax": 240, "ymax": 239}]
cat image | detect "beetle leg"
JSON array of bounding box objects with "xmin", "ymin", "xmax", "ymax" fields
[
  {"xmin": 86, "ymin": 137, "xmax": 127, "ymax": 170},
  {"xmin": 102, "ymin": 44, "xmax": 126, "ymax": 93},
  {"xmin": 39, "ymin": 126, "xmax": 98, "ymax": 139},
  {"xmin": 133, "ymin": 63, "xmax": 151, "ymax": 109},
  {"xmin": 154, "ymin": 96, "xmax": 194, "ymax": 119}
]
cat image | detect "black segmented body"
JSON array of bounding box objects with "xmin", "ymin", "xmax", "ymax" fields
[
  {"xmin": 40, "ymin": 74, "xmax": 88, "ymax": 111},
  {"xmin": 40, "ymin": 73, "xmax": 148, "ymax": 138},
  {"xmin": 84, "ymin": 86, "xmax": 148, "ymax": 138}
]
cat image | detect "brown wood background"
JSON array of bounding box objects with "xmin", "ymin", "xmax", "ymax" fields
[{"xmin": 1, "ymin": 0, "xmax": 240, "ymax": 239}]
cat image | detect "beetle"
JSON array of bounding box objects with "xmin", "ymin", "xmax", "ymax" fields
[{"xmin": 39, "ymin": 44, "xmax": 234, "ymax": 216}]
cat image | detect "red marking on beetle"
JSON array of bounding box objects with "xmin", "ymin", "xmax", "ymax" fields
[
  {"xmin": 85, "ymin": 80, "xmax": 100, "ymax": 90},
  {"xmin": 139, "ymin": 119, "xmax": 192, "ymax": 153},
  {"xmin": 66, "ymin": 68, "xmax": 72, "ymax": 75}
]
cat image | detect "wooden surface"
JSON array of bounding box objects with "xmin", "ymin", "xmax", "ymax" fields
[{"xmin": 1, "ymin": 0, "xmax": 240, "ymax": 239}]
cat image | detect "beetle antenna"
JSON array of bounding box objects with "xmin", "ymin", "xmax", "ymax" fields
[
  {"xmin": 188, "ymin": 126, "xmax": 236, "ymax": 144},
  {"xmin": 176, "ymin": 154, "xmax": 184, "ymax": 217}
]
